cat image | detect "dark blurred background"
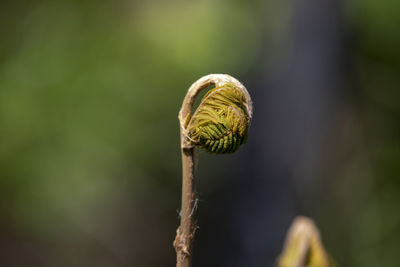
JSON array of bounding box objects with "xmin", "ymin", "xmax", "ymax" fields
[{"xmin": 0, "ymin": 0, "xmax": 399, "ymax": 266}]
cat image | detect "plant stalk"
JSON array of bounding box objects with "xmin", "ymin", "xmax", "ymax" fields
[{"xmin": 174, "ymin": 146, "xmax": 196, "ymax": 267}]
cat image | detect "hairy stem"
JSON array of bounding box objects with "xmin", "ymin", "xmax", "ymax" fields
[{"xmin": 174, "ymin": 147, "xmax": 195, "ymax": 267}]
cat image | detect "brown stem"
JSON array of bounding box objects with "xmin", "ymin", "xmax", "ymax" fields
[
  {"xmin": 174, "ymin": 74, "xmax": 251, "ymax": 267},
  {"xmin": 173, "ymin": 147, "xmax": 196, "ymax": 267}
]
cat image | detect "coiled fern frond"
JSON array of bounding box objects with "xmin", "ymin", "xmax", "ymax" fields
[
  {"xmin": 186, "ymin": 83, "xmax": 252, "ymax": 154},
  {"xmin": 175, "ymin": 74, "xmax": 252, "ymax": 267}
]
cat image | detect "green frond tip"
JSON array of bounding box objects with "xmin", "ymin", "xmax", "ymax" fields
[
  {"xmin": 278, "ymin": 216, "xmax": 337, "ymax": 267},
  {"xmin": 187, "ymin": 83, "xmax": 252, "ymax": 154}
]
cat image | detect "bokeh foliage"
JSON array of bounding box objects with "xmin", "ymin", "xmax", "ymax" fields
[{"xmin": 0, "ymin": 0, "xmax": 399, "ymax": 266}]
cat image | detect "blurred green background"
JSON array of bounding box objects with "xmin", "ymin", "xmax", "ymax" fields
[{"xmin": 0, "ymin": 0, "xmax": 399, "ymax": 266}]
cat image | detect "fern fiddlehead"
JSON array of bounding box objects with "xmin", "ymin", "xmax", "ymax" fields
[
  {"xmin": 183, "ymin": 77, "xmax": 252, "ymax": 154},
  {"xmin": 175, "ymin": 74, "xmax": 252, "ymax": 267}
]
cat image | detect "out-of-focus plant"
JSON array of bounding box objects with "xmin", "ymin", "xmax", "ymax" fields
[{"xmin": 278, "ymin": 216, "xmax": 337, "ymax": 267}]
